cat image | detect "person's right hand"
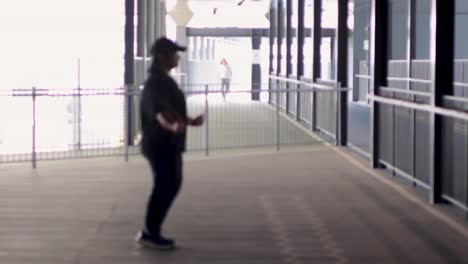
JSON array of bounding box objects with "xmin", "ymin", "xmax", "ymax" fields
[
  {"xmin": 156, "ymin": 113, "xmax": 185, "ymax": 134},
  {"xmin": 190, "ymin": 115, "xmax": 204, "ymax": 126}
]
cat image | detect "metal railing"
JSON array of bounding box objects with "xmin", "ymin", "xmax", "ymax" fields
[
  {"xmin": 355, "ymin": 59, "xmax": 468, "ymax": 102},
  {"xmin": 269, "ymin": 75, "xmax": 350, "ymax": 146},
  {"xmin": 0, "ymin": 82, "xmax": 331, "ymax": 167},
  {"xmin": 370, "ymin": 89, "xmax": 468, "ymax": 213},
  {"xmin": 354, "ymin": 59, "xmax": 468, "ymax": 213}
]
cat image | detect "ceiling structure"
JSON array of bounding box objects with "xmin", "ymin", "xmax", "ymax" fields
[
  {"xmin": 167, "ymin": 0, "xmax": 270, "ymax": 28},
  {"xmin": 167, "ymin": 0, "xmax": 354, "ymax": 29}
]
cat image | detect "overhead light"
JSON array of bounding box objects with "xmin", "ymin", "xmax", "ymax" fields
[
  {"xmin": 237, "ymin": 0, "xmax": 245, "ymax": 6},
  {"xmin": 167, "ymin": 0, "xmax": 193, "ymax": 26}
]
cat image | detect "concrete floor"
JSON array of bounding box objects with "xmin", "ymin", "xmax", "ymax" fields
[{"xmin": 0, "ymin": 146, "xmax": 467, "ymax": 264}]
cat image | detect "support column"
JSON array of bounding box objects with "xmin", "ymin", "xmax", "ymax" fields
[
  {"xmin": 407, "ymin": 0, "xmax": 416, "ymax": 80},
  {"xmin": 176, "ymin": 25, "xmax": 188, "ymax": 88},
  {"xmin": 429, "ymin": 0, "xmax": 454, "ymax": 203},
  {"xmin": 269, "ymin": 1, "xmax": 278, "ymax": 105},
  {"xmin": 311, "ymin": 0, "xmax": 322, "ymax": 131},
  {"xmin": 203, "ymin": 37, "xmax": 208, "ymax": 60},
  {"xmin": 370, "ymin": 0, "xmax": 389, "ymax": 167},
  {"xmin": 211, "ymin": 39, "xmax": 216, "ymax": 61},
  {"xmin": 153, "ymin": 0, "xmax": 161, "ymax": 40},
  {"xmin": 156, "ymin": 0, "xmax": 166, "ymax": 37},
  {"xmin": 192, "ymin": 36, "xmax": 198, "ymax": 60},
  {"xmin": 286, "ymin": 0, "xmax": 293, "ymax": 75},
  {"xmin": 330, "ymin": 37, "xmax": 336, "ymax": 80},
  {"xmin": 252, "ymin": 29, "xmax": 262, "ymax": 101},
  {"xmin": 269, "ymin": 1, "xmax": 277, "ymax": 75},
  {"xmin": 336, "ymin": 0, "xmax": 349, "ymax": 146},
  {"xmin": 297, "ymin": 0, "xmax": 305, "ymax": 121},
  {"xmin": 125, "ymin": 0, "xmax": 135, "ymax": 146},
  {"xmin": 297, "ymin": 0, "xmax": 304, "ymax": 78},
  {"xmin": 312, "ymin": 0, "xmax": 322, "ymax": 81},
  {"xmin": 206, "ymin": 38, "xmax": 211, "ymax": 61},
  {"xmin": 199, "ymin": 37, "xmax": 205, "ymax": 60},
  {"xmin": 137, "ymin": 0, "xmax": 147, "ymax": 57},
  {"xmin": 136, "ymin": 0, "xmax": 148, "ymax": 89},
  {"xmin": 147, "ymin": 0, "xmax": 155, "ymax": 52},
  {"xmin": 286, "ymin": 0, "xmax": 293, "ymax": 112},
  {"xmin": 277, "ymin": 0, "xmax": 284, "ymax": 74},
  {"xmin": 408, "ymin": 0, "xmax": 417, "ymax": 180},
  {"xmin": 169, "ymin": 0, "xmax": 194, "ymax": 91}
]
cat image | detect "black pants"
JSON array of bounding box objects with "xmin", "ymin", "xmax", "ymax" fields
[
  {"xmin": 145, "ymin": 153, "xmax": 182, "ymax": 236},
  {"xmin": 221, "ymin": 78, "xmax": 230, "ymax": 98}
]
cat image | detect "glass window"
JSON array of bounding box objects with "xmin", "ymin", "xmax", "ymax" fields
[
  {"xmin": 414, "ymin": 0, "xmax": 431, "ymax": 60},
  {"xmin": 412, "ymin": 0, "xmax": 431, "ymax": 93},
  {"xmin": 321, "ymin": 0, "xmax": 338, "ymax": 80},
  {"xmin": 388, "ymin": 0, "xmax": 409, "ymax": 89},
  {"xmin": 352, "ymin": 0, "xmax": 371, "ymax": 102},
  {"xmin": 389, "ymin": 0, "xmax": 409, "ymax": 60},
  {"xmin": 454, "ymin": 0, "xmax": 468, "ymax": 97}
]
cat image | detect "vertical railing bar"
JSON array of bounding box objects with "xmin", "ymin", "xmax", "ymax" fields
[
  {"xmin": 32, "ymin": 86, "xmax": 37, "ymax": 169},
  {"xmin": 124, "ymin": 85, "xmax": 130, "ymax": 162}
]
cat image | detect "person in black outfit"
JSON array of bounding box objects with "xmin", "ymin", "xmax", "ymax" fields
[{"xmin": 136, "ymin": 37, "xmax": 203, "ymax": 250}]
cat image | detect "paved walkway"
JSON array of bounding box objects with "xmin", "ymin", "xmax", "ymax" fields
[{"xmin": 0, "ymin": 146, "xmax": 467, "ymax": 264}]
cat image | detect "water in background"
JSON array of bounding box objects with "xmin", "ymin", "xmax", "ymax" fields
[{"xmin": 0, "ymin": 0, "xmax": 125, "ymax": 154}]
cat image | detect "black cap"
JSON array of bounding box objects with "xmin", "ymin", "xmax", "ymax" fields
[{"xmin": 151, "ymin": 37, "xmax": 186, "ymax": 56}]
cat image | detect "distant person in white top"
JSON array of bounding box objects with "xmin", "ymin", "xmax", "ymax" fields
[{"xmin": 218, "ymin": 58, "xmax": 232, "ymax": 100}]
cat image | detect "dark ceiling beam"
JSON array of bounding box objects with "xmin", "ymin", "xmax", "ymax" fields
[{"xmin": 186, "ymin": 27, "xmax": 335, "ymax": 38}]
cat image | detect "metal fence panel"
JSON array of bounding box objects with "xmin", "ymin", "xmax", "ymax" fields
[
  {"xmin": 270, "ymin": 79, "xmax": 277, "ymax": 106},
  {"xmin": 414, "ymin": 95, "xmax": 431, "ymax": 185},
  {"xmin": 288, "ymin": 82, "xmax": 298, "ymax": 117},
  {"xmin": 314, "ymin": 79, "xmax": 338, "ymax": 139},
  {"xmin": 0, "ymin": 88, "xmax": 128, "ymax": 164},
  {"xmin": 394, "ymin": 103, "xmax": 414, "ymax": 176},
  {"xmin": 298, "ymin": 82, "xmax": 312, "ymax": 125},
  {"xmin": 278, "ymin": 76, "xmax": 288, "ymax": 111},
  {"xmin": 442, "ymin": 98, "xmax": 468, "ymax": 208},
  {"xmin": 280, "ymin": 81, "xmax": 287, "ymax": 111},
  {"xmin": 1, "ymin": 83, "xmax": 324, "ymax": 165},
  {"xmin": 379, "ymin": 90, "xmax": 395, "ymax": 166},
  {"xmin": 388, "ymin": 60, "xmax": 408, "ymax": 90},
  {"xmin": 412, "ymin": 60, "xmax": 431, "ymax": 92},
  {"xmin": 0, "ymin": 93, "xmax": 33, "ymax": 163}
]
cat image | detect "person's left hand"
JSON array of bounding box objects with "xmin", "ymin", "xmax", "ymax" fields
[{"xmin": 190, "ymin": 115, "xmax": 204, "ymax": 126}]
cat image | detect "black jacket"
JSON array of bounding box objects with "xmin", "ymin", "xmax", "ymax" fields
[{"xmin": 140, "ymin": 68, "xmax": 187, "ymax": 157}]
